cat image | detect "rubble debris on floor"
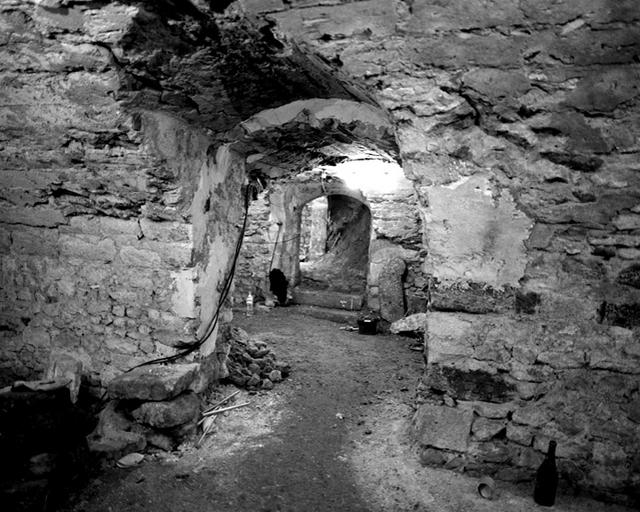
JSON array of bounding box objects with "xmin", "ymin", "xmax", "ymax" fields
[{"xmin": 220, "ymin": 326, "xmax": 291, "ymax": 391}]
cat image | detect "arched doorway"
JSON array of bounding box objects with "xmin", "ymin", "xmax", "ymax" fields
[{"xmin": 299, "ymin": 194, "xmax": 371, "ymax": 295}]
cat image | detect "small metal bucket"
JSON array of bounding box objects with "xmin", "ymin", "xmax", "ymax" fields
[{"xmin": 357, "ymin": 318, "xmax": 378, "ymax": 335}]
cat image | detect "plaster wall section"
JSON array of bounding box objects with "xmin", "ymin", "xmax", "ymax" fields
[{"xmin": 191, "ymin": 144, "xmax": 247, "ymax": 356}]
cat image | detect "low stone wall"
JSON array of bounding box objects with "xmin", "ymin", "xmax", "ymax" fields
[{"xmin": 412, "ymin": 311, "xmax": 640, "ymax": 506}]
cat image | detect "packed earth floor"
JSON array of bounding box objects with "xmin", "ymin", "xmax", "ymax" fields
[{"xmin": 60, "ymin": 309, "xmax": 634, "ymax": 512}]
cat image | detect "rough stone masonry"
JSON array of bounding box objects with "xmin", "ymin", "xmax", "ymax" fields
[{"xmin": 1, "ymin": 0, "xmax": 639, "ymax": 505}]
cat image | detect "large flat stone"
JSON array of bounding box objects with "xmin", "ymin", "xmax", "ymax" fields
[
  {"xmin": 131, "ymin": 392, "xmax": 200, "ymax": 428},
  {"xmin": 107, "ymin": 363, "xmax": 200, "ymax": 401},
  {"xmin": 411, "ymin": 403, "xmax": 473, "ymax": 453}
]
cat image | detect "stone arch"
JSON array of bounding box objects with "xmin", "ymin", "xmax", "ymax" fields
[
  {"xmin": 268, "ymin": 178, "xmax": 371, "ymax": 289},
  {"xmin": 225, "ymin": 98, "xmax": 418, "ymax": 320}
]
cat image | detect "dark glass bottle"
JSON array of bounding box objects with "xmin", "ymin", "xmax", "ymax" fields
[{"xmin": 534, "ymin": 440, "xmax": 558, "ymax": 506}]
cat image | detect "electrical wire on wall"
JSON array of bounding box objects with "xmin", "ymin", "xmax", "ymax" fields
[{"xmin": 127, "ymin": 182, "xmax": 254, "ymax": 371}]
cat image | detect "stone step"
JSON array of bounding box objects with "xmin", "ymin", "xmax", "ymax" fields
[
  {"xmin": 107, "ymin": 363, "xmax": 201, "ymax": 401},
  {"xmin": 290, "ymin": 304, "xmax": 361, "ymax": 325},
  {"xmin": 291, "ymin": 287, "xmax": 363, "ymax": 311}
]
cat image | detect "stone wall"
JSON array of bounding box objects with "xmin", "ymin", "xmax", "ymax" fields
[
  {"xmin": 0, "ymin": 1, "xmax": 272, "ymax": 390},
  {"xmin": 249, "ymin": 0, "xmax": 640, "ymax": 502},
  {"xmin": 414, "ymin": 312, "xmax": 640, "ymax": 504}
]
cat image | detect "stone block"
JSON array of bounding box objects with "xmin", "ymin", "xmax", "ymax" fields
[
  {"xmin": 506, "ymin": 424, "xmax": 533, "ymax": 447},
  {"xmin": 430, "ymin": 280, "xmax": 515, "ymax": 314},
  {"xmin": 22, "ymin": 326, "xmax": 51, "ymax": 348},
  {"xmin": 64, "ymin": 216, "xmax": 102, "ymax": 234},
  {"xmin": 390, "ymin": 313, "xmax": 427, "ymax": 334},
  {"xmin": 272, "ymin": 0, "xmax": 396, "ymax": 40},
  {"xmin": 515, "ymin": 446, "xmax": 544, "ymax": 469},
  {"xmin": 472, "ymin": 441, "xmax": 517, "ymax": 465},
  {"xmin": 107, "ymin": 363, "xmax": 200, "ymax": 401},
  {"xmin": 411, "ymin": 403, "xmax": 473, "ymax": 452},
  {"xmin": 537, "ymin": 350, "xmax": 586, "ymax": 369},
  {"xmin": 404, "ymin": 0, "xmax": 523, "ymax": 33},
  {"xmin": 100, "ymin": 217, "xmax": 142, "ymax": 236},
  {"xmin": 59, "ymin": 235, "xmax": 116, "ymax": 262},
  {"xmin": 131, "ymin": 391, "xmax": 200, "ymax": 428},
  {"xmin": 11, "ymin": 227, "xmax": 59, "ymax": 256},
  {"xmin": 512, "ymin": 406, "xmax": 551, "ymax": 428},
  {"xmin": 462, "ymin": 69, "xmax": 530, "ymax": 103},
  {"xmin": 139, "ymin": 218, "xmax": 192, "ymax": 242},
  {"xmin": 153, "ymin": 328, "xmax": 197, "ymax": 348},
  {"xmin": 566, "ymin": 68, "xmax": 640, "ymax": 114},
  {"xmin": 105, "ymin": 335, "xmax": 139, "ymax": 355},
  {"xmin": 613, "ymin": 214, "xmax": 640, "ymax": 231},
  {"xmin": 419, "ymin": 447, "xmax": 447, "ymax": 466},
  {"xmin": 119, "ymin": 246, "xmax": 162, "ymax": 268},
  {"xmin": 410, "ymin": 32, "xmax": 524, "ymax": 69},
  {"xmin": 146, "ymin": 432, "xmax": 175, "ymax": 451},
  {"xmin": 0, "ymin": 205, "xmax": 66, "ymax": 227},
  {"xmin": 87, "ymin": 401, "xmax": 146, "ymax": 458},
  {"xmin": 472, "ymin": 417, "xmax": 507, "ymax": 441},
  {"xmin": 457, "ymin": 400, "xmax": 514, "ymax": 419},
  {"xmin": 592, "ymin": 441, "xmax": 628, "ymax": 467},
  {"xmin": 146, "ymin": 241, "xmax": 192, "ymax": 267},
  {"xmin": 426, "ymin": 313, "xmax": 475, "ymax": 364}
]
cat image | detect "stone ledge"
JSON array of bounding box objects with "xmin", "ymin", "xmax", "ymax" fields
[{"xmin": 107, "ymin": 363, "xmax": 200, "ymax": 401}]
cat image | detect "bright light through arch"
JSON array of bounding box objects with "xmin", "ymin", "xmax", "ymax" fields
[{"xmin": 327, "ymin": 159, "xmax": 407, "ymax": 195}]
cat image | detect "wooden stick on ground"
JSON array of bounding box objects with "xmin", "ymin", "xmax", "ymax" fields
[
  {"xmin": 197, "ymin": 401, "xmax": 251, "ymax": 425},
  {"xmin": 196, "ymin": 415, "xmax": 218, "ymax": 447},
  {"xmin": 202, "ymin": 390, "xmax": 241, "ymax": 414},
  {"xmin": 201, "ymin": 402, "xmax": 250, "ymax": 418}
]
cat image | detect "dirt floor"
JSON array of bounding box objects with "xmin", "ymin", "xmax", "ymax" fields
[{"xmin": 59, "ymin": 308, "xmax": 634, "ymax": 512}]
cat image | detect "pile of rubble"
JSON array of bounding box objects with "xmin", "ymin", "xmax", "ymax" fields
[{"xmin": 220, "ymin": 326, "xmax": 291, "ymax": 391}]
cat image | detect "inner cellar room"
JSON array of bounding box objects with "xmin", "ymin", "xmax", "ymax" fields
[{"xmin": 0, "ymin": 1, "xmax": 639, "ymax": 511}]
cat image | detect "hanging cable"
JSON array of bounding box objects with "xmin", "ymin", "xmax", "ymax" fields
[
  {"xmin": 127, "ymin": 182, "xmax": 253, "ymax": 371},
  {"xmin": 268, "ymin": 222, "xmax": 283, "ymax": 273}
]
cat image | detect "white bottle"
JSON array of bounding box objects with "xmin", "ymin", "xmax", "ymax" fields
[{"xmin": 246, "ymin": 292, "xmax": 254, "ymax": 316}]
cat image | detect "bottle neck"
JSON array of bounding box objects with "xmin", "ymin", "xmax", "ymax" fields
[{"xmin": 547, "ymin": 441, "xmax": 557, "ymax": 459}]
